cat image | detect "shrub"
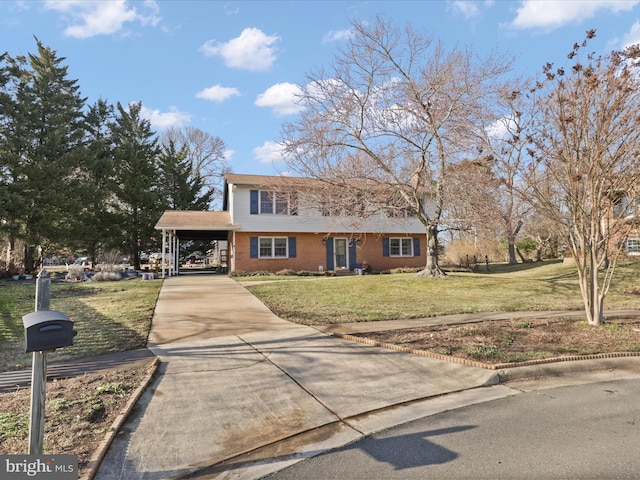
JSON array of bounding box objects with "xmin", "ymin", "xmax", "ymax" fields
[
  {"xmin": 390, "ymin": 267, "xmax": 422, "ymax": 274},
  {"xmin": 91, "ymin": 271, "xmax": 121, "ymax": 282},
  {"xmin": 65, "ymin": 265, "xmax": 85, "ymax": 282},
  {"xmin": 276, "ymin": 269, "xmax": 297, "ymax": 276}
]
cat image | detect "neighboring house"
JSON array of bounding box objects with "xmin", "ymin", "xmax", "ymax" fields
[
  {"xmin": 156, "ymin": 173, "xmax": 427, "ymax": 275},
  {"xmin": 613, "ymin": 195, "xmax": 640, "ymax": 256}
]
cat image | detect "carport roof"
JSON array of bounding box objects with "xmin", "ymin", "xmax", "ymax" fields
[{"xmin": 155, "ymin": 210, "xmax": 238, "ymax": 241}]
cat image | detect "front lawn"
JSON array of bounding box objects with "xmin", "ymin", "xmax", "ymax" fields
[
  {"xmin": 243, "ymin": 260, "xmax": 640, "ymax": 325},
  {"xmin": 0, "ymin": 278, "xmax": 162, "ymax": 372}
]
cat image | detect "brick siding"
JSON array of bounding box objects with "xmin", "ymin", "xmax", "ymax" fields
[{"xmin": 232, "ymin": 231, "xmax": 426, "ymax": 273}]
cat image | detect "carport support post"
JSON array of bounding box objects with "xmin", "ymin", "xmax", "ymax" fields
[
  {"xmin": 28, "ymin": 268, "xmax": 51, "ymax": 455},
  {"xmin": 161, "ymin": 229, "xmax": 167, "ymax": 278}
]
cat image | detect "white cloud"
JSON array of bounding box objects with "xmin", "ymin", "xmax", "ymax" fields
[
  {"xmin": 43, "ymin": 0, "xmax": 160, "ymax": 38},
  {"xmin": 253, "ymin": 141, "xmax": 285, "ymax": 164},
  {"xmin": 510, "ymin": 0, "xmax": 639, "ymax": 31},
  {"xmin": 196, "ymin": 84, "xmax": 241, "ymax": 102},
  {"xmin": 486, "ymin": 115, "xmax": 517, "ymax": 140},
  {"xmin": 255, "ymin": 83, "xmax": 304, "ymax": 116},
  {"xmin": 199, "ymin": 27, "xmax": 280, "ymax": 72},
  {"xmin": 451, "ymin": 1, "xmax": 481, "ymax": 20},
  {"xmin": 223, "ymin": 149, "xmax": 235, "ymax": 161},
  {"xmin": 622, "ymin": 20, "xmax": 640, "ymax": 48},
  {"xmin": 139, "ymin": 105, "xmax": 190, "ymax": 130},
  {"xmin": 321, "ymin": 28, "xmax": 352, "ymax": 43}
]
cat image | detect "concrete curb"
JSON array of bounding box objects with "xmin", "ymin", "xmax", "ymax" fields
[
  {"xmin": 81, "ymin": 356, "xmax": 160, "ymax": 480},
  {"xmin": 496, "ymin": 356, "xmax": 640, "ymax": 383}
]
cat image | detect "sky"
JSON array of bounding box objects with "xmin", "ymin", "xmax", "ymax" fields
[{"xmin": 2, "ymin": 0, "xmax": 640, "ymax": 177}]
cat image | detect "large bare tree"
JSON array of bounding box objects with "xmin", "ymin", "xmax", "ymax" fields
[
  {"xmin": 527, "ymin": 32, "xmax": 640, "ymax": 325},
  {"xmin": 161, "ymin": 126, "xmax": 230, "ymax": 208},
  {"xmin": 282, "ymin": 16, "xmax": 512, "ymax": 277}
]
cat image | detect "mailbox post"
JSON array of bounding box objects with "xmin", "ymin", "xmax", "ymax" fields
[{"xmin": 23, "ymin": 268, "xmax": 76, "ymax": 455}]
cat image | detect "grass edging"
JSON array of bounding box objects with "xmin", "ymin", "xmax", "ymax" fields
[
  {"xmin": 334, "ymin": 332, "xmax": 640, "ymax": 371},
  {"xmin": 81, "ymin": 355, "xmax": 161, "ymax": 480}
]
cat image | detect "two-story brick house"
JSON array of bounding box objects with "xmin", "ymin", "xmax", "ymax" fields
[{"xmin": 156, "ymin": 173, "xmax": 427, "ymax": 275}]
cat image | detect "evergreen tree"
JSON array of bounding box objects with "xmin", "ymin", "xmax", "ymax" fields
[
  {"xmin": 158, "ymin": 139, "xmax": 213, "ymax": 211},
  {"xmin": 110, "ymin": 102, "xmax": 162, "ymax": 270},
  {"xmin": 76, "ymin": 99, "xmax": 117, "ymax": 262},
  {"xmin": 0, "ymin": 40, "xmax": 87, "ymax": 272}
]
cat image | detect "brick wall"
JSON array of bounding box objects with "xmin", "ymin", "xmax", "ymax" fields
[{"xmin": 232, "ymin": 231, "xmax": 426, "ymax": 273}]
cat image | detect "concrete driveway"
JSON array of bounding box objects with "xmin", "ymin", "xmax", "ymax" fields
[{"xmin": 95, "ymin": 275, "xmax": 508, "ymax": 480}]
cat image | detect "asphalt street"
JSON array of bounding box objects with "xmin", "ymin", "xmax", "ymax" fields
[{"xmin": 265, "ymin": 376, "xmax": 640, "ymax": 480}]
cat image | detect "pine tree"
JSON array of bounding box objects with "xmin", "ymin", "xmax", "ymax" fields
[
  {"xmin": 158, "ymin": 139, "xmax": 213, "ymax": 211},
  {"xmin": 110, "ymin": 102, "xmax": 162, "ymax": 270},
  {"xmin": 0, "ymin": 40, "xmax": 87, "ymax": 272},
  {"xmin": 76, "ymin": 99, "xmax": 118, "ymax": 263}
]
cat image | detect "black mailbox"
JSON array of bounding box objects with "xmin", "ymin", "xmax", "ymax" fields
[{"xmin": 23, "ymin": 310, "xmax": 77, "ymax": 353}]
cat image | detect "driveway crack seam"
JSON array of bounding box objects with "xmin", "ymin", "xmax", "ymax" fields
[{"xmin": 236, "ymin": 334, "xmax": 364, "ymax": 434}]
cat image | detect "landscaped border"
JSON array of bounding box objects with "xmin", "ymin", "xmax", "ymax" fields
[{"xmin": 333, "ymin": 332, "xmax": 640, "ymax": 370}]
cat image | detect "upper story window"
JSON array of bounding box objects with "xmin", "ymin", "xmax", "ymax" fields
[
  {"xmin": 251, "ymin": 190, "xmax": 298, "ymax": 215},
  {"xmin": 613, "ymin": 196, "xmax": 640, "ymax": 219}
]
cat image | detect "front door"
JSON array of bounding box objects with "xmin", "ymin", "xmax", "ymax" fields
[{"xmin": 334, "ymin": 238, "xmax": 348, "ymax": 270}]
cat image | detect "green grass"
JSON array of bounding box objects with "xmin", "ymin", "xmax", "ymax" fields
[
  {"xmin": 0, "ymin": 412, "xmax": 28, "ymax": 443},
  {"xmin": 3, "ymin": 258, "xmax": 640, "ymax": 372},
  {"xmin": 244, "ymin": 260, "xmax": 640, "ymax": 325},
  {"xmin": 0, "ymin": 278, "xmax": 162, "ymax": 373}
]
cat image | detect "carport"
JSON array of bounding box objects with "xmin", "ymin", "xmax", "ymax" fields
[{"xmin": 154, "ymin": 211, "xmax": 239, "ymax": 277}]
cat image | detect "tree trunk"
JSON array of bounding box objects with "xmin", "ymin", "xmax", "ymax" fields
[
  {"xmin": 507, "ymin": 220, "xmax": 523, "ymax": 265},
  {"xmin": 507, "ymin": 241, "xmax": 518, "ymax": 265},
  {"xmin": 24, "ymin": 245, "xmax": 36, "ymax": 274},
  {"xmin": 132, "ymin": 249, "xmax": 141, "ymax": 271},
  {"xmin": 417, "ymin": 225, "xmax": 445, "ymax": 278},
  {"xmin": 586, "ymin": 251, "xmax": 605, "ymax": 326}
]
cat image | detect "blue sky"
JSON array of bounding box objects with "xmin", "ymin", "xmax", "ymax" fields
[{"xmin": 2, "ymin": 0, "xmax": 640, "ymax": 176}]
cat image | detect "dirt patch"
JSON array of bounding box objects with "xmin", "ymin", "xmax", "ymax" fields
[
  {"xmin": 354, "ymin": 317, "xmax": 640, "ymax": 366},
  {"xmin": 0, "ymin": 360, "xmax": 155, "ymax": 478}
]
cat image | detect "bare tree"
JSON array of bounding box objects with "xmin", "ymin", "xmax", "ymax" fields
[
  {"xmin": 282, "ymin": 16, "xmax": 512, "ymax": 277},
  {"xmin": 476, "ymin": 79, "xmax": 537, "ymax": 265},
  {"xmin": 442, "ymin": 158, "xmax": 501, "ymax": 248},
  {"xmin": 161, "ymin": 126, "xmax": 231, "ymax": 208},
  {"xmin": 527, "ymin": 32, "xmax": 640, "ymax": 325}
]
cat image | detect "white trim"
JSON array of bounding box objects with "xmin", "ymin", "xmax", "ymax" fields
[
  {"xmin": 258, "ymin": 236, "xmax": 289, "ymax": 258},
  {"xmin": 231, "ymin": 231, "xmax": 236, "ymax": 272},
  {"xmin": 389, "ymin": 237, "xmax": 414, "ymax": 257},
  {"xmin": 333, "ymin": 237, "xmax": 349, "ymax": 270}
]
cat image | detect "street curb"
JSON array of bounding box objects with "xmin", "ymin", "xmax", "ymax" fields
[
  {"xmin": 81, "ymin": 356, "xmax": 161, "ymax": 480},
  {"xmin": 496, "ymin": 356, "xmax": 640, "ymax": 382}
]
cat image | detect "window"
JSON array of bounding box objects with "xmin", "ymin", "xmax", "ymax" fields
[
  {"xmin": 259, "ymin": 237, "xmax": 288, "ymax": 258},
  {"xmin": 614, "ymin": 196, "xmax": 640, "ymax": 219},
  {"xmin": 628, "ymin": 238, "xmax": 640, "ymax": 255},
  {"xmin": 275, "ymin": 192, "xmax": 289, "ymax": 214},
  {"xmin": 250, "ymin": 237, "xmax": 296, "ymax": 258},
  {"xmin": 389, "ymin": 238, "xmax": 413, "ymax": 257},
  {"xmin": 260, "ymin": 191, "xmax": 273, "ymax": 214},
  {"xmin": 253, "ymin": 190, "xmax": 298, "ymax": 215}
]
